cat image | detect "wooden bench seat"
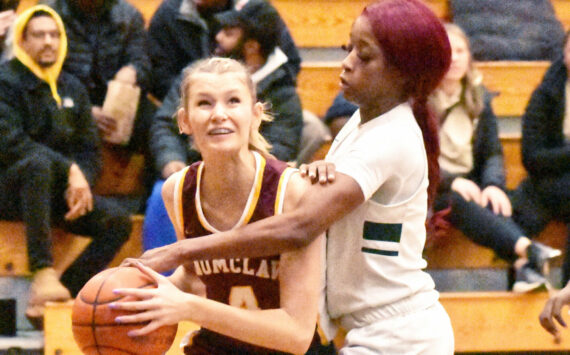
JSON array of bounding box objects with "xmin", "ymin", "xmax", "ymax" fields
[
  {"xmin": 270, "ymin": 0, "xmax": 450, "ymax": 47},
  {"xmin": 274, "ymin": 0, "xmax": 570, "ymax": 46},
  {"xmin": 441, "ymin": 291, "xmax": 570, "ymax": 353},
  {"xmin": 43, "ymin": 291, "xmax": 570, "ymax": 354},
  {"xmin": 298, "ymin": 61, "xmax": 550, "ymax": 118},
  {"xmin": 133, "ymin": 0, "xmax": 568, "ymax": 44},
  {"xmin": 123, "ymin": 0, "xmax": 450, "ymax": 32},
  {"xmin": 0, "ymin": 215, "xmax": 143, "ymax": 277},
  {"xmin": 19, "ymin": 0, "xmax": 570, "ymax": 38}
]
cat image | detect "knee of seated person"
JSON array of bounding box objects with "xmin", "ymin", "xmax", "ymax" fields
[
  {"xmin": 512, "ymin": 208, "xmax": 548, "ymax": 238},
  {"xmin": 102, "ymin": 212, "xmax": 132, "ymax": 244},
  {"xmin": 449, "ymin": 191, "xmax": 472, "ymax": 208},
  {"xmin": 20, "ymin": 155, "xmax": 56, "ymax": 177}
]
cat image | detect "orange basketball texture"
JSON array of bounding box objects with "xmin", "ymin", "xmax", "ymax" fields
[{"xmin": 72, "ymin": 267, "xmax": 178, "ymax": 355}]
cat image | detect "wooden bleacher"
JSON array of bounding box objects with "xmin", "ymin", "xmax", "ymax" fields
[
  {"xmin": 121, "ymin": 0, "xmax": 570, "ymax": 41},
  {"xmin": 0, "ymin": 216, "xmax": 143, "ymax": 277},
  {"xmin": 298, "ymin": 60, "xmax": 550, "ymax": 118},
  {"xmin": 271, "ymin": 0, "xmax": 570, "ymax": 47},
  {"xmin": 424, "ymin": 220, "xmax": 568, "ymax": 270},
  {"xmin": 442, "ymin": 291, "xmax": 570, "ymax": 353},
  {"xmin": 270, "ymin": 0, "xmax": 449, "ymax": 47},
  {"xmin": 18, "ymin": 0, "xmax": 570, "ymax": 36},
  {"xmin": 0, "ymin": 134, "xmax": 561, "ymax": 275}
]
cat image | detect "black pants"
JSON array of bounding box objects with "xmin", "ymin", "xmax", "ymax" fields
[
  {"xmin": 434, "ymin": 190, "xmax": 524, "ymax": 263},
  {"xmin": 0, "ymin": 155, "xmax": 131, "ymax": 296},
  {"xmin": 511, "ymin": 178, "xmax": 570, "ymax": 284}
]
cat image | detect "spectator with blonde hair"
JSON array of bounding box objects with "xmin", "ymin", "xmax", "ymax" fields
[{"xmin": 428, "ymin": 23, "xmax": 561, "ymax": 293}]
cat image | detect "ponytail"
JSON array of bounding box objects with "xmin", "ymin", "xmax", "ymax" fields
[{"xmin": 411, "ymin": 97, "xmax": 440, "ymax": 207}]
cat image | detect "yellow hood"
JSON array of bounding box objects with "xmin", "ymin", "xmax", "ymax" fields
[{"xmin": 13, "ymin": 5, "xmax": 68, "ymax": 106}]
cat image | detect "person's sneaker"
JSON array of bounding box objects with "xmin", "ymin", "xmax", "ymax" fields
[
  {"xmin": 26, "ymin": 267, "xmax": 71, "ymax": 329},
  {"xmin": 512, "ymin": 262, "xmax": 548, "ymax": 293},
  {"xmin": 527, "ymin": 242, "xmax": 562, "ymax": 275},
  {"xmin": 28, "ymin": 267, "xmax": 71, "ymax": 304}
]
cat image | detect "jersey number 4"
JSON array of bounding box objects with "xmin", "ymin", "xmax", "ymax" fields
[{"xmin": 229, "ymin": 286, "xmax": 260, "ymax": 310}]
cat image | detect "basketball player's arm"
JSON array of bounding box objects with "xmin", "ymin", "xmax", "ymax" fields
[
  {"xmin": 161, "ymin": 173, "xmax": 206, "ymax": 297},
  {"xmin": 132, "ymin": 171, "xmax": 364, "ymax": 272}
]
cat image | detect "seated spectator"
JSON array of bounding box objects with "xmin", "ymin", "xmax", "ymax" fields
[
  {"xmin": 450, "ymin": 0, "xmax": 565, "ymax": 60},
  {"xmin": 319, "ymin": 24, "xmax": 562, "ymax": 292},
  {"xmin": 428, "ymin": 24, "xmax": 560, "ymax": 292},
  {"xmin": 147, "ymin": 0, "xmax": 301, "ymax": 101},
  {"xmin": 143, "ymin": 0, "xmax": 303, "ymax": 252},
  {"xmin": 511, "ymin": 30, "xmax": 570, "ymax": 287},
  {"xmin": 0, "ymin": 6, "xmax": 131, "ymax": 327},
  {"xmin": 44, "ymin": 0, "xmax": 156, "ymax": 211}
]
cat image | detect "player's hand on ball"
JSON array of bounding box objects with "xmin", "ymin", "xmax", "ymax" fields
[
  {"xmin": 111, "ymin": 261, "xmax": 193, "ymax": 337},
  {"xmin": 121, "ymin": 243, "xmax": 182, "ymax": 273}
]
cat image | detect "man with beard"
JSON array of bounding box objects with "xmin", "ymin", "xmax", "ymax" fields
[
  {"xmin": 0, "ymin": 5, "xmax": 131, "ymax": 327},
  {"xmin": 147, "ymin": 0, "xmax": 301, "ymax": 101},
  {"xmin": 213, "ymin": 0, "xmax": 303, "ymax": 162}
]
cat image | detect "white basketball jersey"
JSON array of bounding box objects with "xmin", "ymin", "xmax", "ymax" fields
[{"xmin": 325, "ymin": 103, "xmax": 437, "ymax": 319}]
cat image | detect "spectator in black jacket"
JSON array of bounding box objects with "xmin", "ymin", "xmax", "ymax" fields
[
  {"xmin": 512, "ymin": 30, "xmax": 570, "ymax": 286},
  {"xmin": 44, "ymin": 0, "xmax": 156, "ymax": 210},
  {"xmin": 0, "ymin": 6, "xmax": 131, "ymax": 327},
  {"xmin": 147, "ymin": 0, "xmax": 301, "ymax": 101}
]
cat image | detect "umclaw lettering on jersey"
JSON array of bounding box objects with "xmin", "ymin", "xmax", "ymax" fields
[{"xmin": 193, "ymin": 258, "xmax": 279, "ymax": 279}]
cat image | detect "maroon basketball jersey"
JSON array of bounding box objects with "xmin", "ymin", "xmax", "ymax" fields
[{"xmin": 175, "ymin": 152, "xmax": 298, "ymax": 354}]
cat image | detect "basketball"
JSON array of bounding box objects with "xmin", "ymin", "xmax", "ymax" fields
[{"xmin": 72, "ymin": 267, "xmax": 178, "ymax": 355}]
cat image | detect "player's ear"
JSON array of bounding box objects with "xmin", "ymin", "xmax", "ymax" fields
[
  {"xmin": 251, "ymin": 102, "xmax": 263, "ymax": 131},
  {"xmin": 177, "ymin": 108, "xmax": 192, "ymax": 135}
]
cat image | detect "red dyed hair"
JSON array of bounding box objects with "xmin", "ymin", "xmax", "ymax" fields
[{"xmin": 362, "ymin": 0, "xmax": 451, "ymax": 206}]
